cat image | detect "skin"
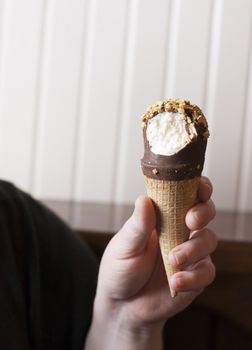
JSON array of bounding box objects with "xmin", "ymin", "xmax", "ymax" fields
[{"xmin": 85, "ymin": 176, "xmax": 217, "ymax": 349}]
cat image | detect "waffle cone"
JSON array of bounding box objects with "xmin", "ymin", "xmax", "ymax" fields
[{"xmin": 144, "ymin": 175, "xmax": 200, "ymax": 297}]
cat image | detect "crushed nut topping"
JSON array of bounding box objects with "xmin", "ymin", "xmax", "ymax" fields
[{"xmin": 141, "ymin": 98, "xmax": 209, "ymax": 141}]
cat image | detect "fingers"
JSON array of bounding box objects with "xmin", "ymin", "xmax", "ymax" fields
[
  {"xmin": 168, "ymin": 227, "xmax": 217, "ymax": 293},
  {"xmin": 168, "ymin": 177, "xmax": 217, "ymax": 295},
  {"xmin": 186, "ymin": 199, "xmax": 216, "ymax": 231},
  {"xmin": 169, "ymin": 257, "xmax": 216, "ymax": 292},
  {"xmin": 168, "ymin": 228, "xmax": 218, "ymax": 269},
  {"xmin": 198, "ymin": 176, "xmax": 213, "ymax": 202},
  {"xmin": 114, "ymin": 195, "xmax": 156, "ymax": 258},
  {"xmin": 186, "ymin": 176, "xmax": 215, "ymax": 231}
]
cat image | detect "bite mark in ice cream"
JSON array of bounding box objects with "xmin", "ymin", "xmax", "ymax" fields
[{"xmin": 146, "ymin": 112, "xmax": 197, "ymax": 156}]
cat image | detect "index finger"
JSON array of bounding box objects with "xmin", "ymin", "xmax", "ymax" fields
[{"xmin": 198, "ymin": 176, "xmax": 213, "ymax": 202}]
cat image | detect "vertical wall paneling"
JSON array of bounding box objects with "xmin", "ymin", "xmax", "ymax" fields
[
  {"xmin": 0, "ymin": 0, "xmax": 6, "ymax": 141},
  {"xmin": 237, "ymin": 27, "xmax": 252, "ymax": 212},
  {"xmin": 115, "ymin": 0, "xmax": 171, "ymax": 203},
  {"xmin": 33, "ymin": 0, "xmax": 87, "ymax": 199},
  {"xmin": 73, "ymin": 0, "xmax": 128, "ymax": 202},
  {"xmin": 0, "ymin": 0, "xmax": 251, "ymax": 211},
  {"xmin": 164, "ymin": 0, "xmax": 213, "ymax": 107},
  {"xmin": 0, "ymin": 0, "xmax": 5, "ymax": 96},
  {"xmin": 0, "ymin": 1, "xmax": 44, "ymax": 191},
  {"xmin": 203, "ymin": 0, "xmax": 223, "ymax": 179},
  {"xmin": 204, "ymin": 0, "xmax": 252, "ymax": 210}
]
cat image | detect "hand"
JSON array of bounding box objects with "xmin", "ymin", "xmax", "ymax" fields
[{"xmin": 85, "ymin": 177, "xmax": 217, "ymax": 349}]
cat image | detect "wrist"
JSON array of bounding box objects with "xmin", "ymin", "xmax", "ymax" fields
[
  {"xmin": 85, "ymin": 297, "xmax": 164, "ymax": 350},
  {"xmin": 116, "ymin": 321, "xmax": 164, "ymax": 350}
]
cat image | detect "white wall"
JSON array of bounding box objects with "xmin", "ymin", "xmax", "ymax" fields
[{"xmin": 0, "ymin": 0, "xmax": 251, "ymax": 211}]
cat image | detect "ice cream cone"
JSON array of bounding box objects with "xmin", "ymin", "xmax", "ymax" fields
[
  {"xmin": 144, "ymin": 175, "xmax": 200, "ymax": 297},
  {"xmin": 140, "ymin": 99, "xmax": 209, "ymax": 298}
]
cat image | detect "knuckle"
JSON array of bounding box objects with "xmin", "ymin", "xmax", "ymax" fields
[
  {"xmin": 190, "ymin": 208, "xmax": 203, "ymax": 228},
  {"xmin": 173, "ymin": 244, "xmax": 194, "ymax": 267},
  {"xmin": 191, "ymin": 201, "xmax": 216, "ymax": 228},
  {"xmin": 209, "ymin": 200, "xmax": 216, "ymax": 219},
  {"xmin": 201, "ymin": 176, "xmax": 212, "ymax": 188},
  {"xmin": 203, "ymin": 228, "xmax": 218, "ymax": 252},
  {"xmin": 205, "ymin": 260, "xmax": 216, "ymax": 284},
  {"xmin": 173, "ymin": 274, "xmax": 184, "ymax": 290},
  {"xmin": 185, "ymin": 244, "xmax": 195, "ymax": 263},
  {"xmin": 125, "ymin": 215, "xmax": 141, "ymax": 237}
]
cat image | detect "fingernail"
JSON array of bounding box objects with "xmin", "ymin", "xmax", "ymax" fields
[
  {"xmin": 169, "ymin": 275, "xmax": 177, "ymax": 289},
  {"xmin": 133, "ymin": 197, "xmax": 141, "ymax": 216}
]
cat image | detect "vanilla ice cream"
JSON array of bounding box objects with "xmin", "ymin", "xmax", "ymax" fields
[
  {"xmin": 141, "ymin": 99, "xmax": 209, "ymax": 181},
  {"xmin": 146, "ymin": 112, "xmax": 197, "ymax": 156}
]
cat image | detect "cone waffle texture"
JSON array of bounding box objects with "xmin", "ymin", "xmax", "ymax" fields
[{"xmin": 144, "ymin": 176, "xmax": 200, "ymax": 297}]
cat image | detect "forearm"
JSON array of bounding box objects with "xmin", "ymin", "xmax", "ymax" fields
[{"xmin": 84, "ymin": 299, "xmax": 164, "ymax": 350}]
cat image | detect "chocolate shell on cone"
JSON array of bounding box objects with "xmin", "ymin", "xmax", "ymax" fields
[{"xmin": 140, "ymin": 99, "xmax": 209, "ymax": 298}]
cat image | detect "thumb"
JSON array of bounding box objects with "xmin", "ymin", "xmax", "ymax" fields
[{"xmin": 111, "ymin": 195, "xmax": 156, "ymax": 259}]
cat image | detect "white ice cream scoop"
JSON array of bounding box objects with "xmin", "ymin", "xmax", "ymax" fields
[{"xmin": 146, "ymin": 111, "xmax": 197, "ymax": 156}]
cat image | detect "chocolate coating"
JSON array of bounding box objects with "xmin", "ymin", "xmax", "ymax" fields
[
  {"xmin": 140, "ymin": 99, "xmax": 209, "ymax": 181},
  {"xmin": 141, "ymin": 129, "xmax": 207, "ymax": 180}
]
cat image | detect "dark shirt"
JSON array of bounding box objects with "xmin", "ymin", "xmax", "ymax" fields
[{"xmin": 0, "ymin": 180, "xmax": 99, "ymax": 350}]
